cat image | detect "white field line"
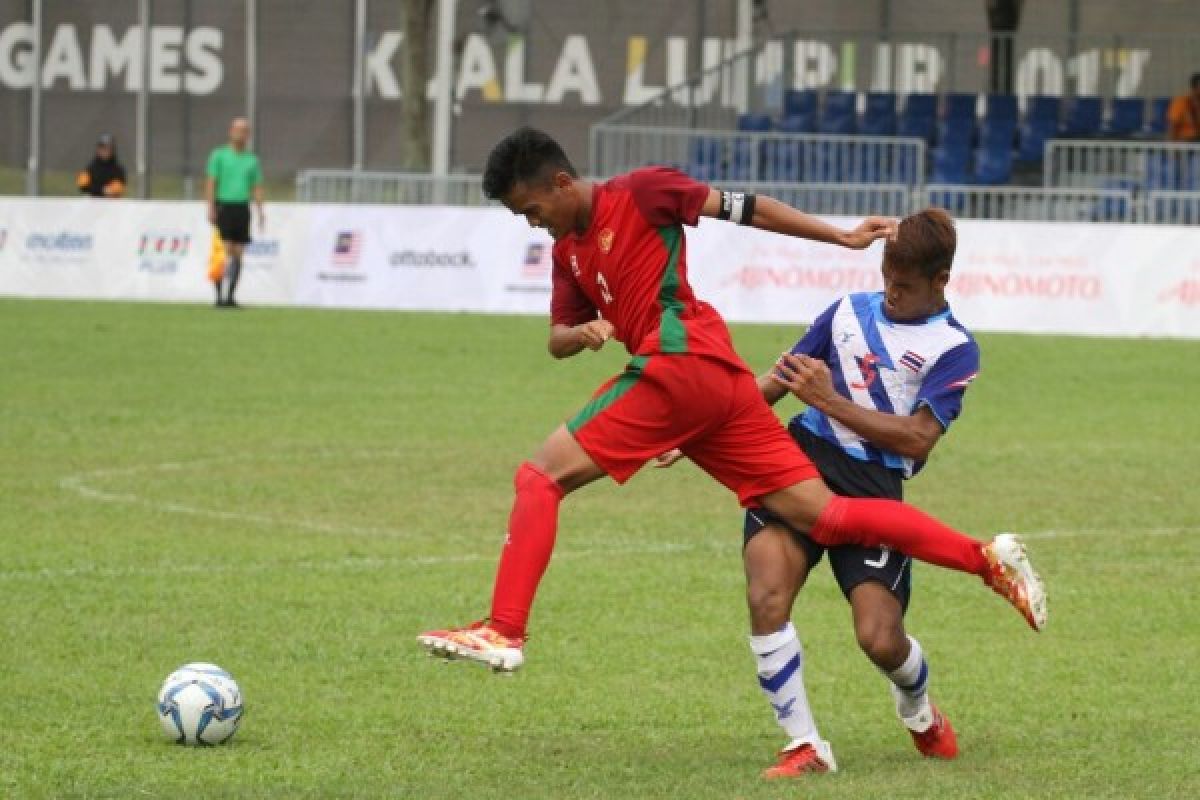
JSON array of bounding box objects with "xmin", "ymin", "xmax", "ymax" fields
[
  {"xmin": 57, "ymin": 454, "xmax": 464, "ymax": 541},
  {"xmin": 1021, "ymin": 527, "xmax": 1197, "ymax": 540}
]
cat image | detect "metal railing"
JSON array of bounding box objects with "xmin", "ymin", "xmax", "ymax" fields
[
  {"xmin": 1144, "ymin": 190, "xmax": 1200, "ymax": 225},
  {"xmin": 924, "ymin": 184, "xmax": 1136, "ymax": 222},
  {"xmin": 295, "ymin": 170, "xmax": 489, "ymax": 205},
  {"xmin": 1045, "ymin": 140, "xmax": 1200, "ymax": 191},
  {"xmin": 741, "ymin": 182, "xmax": 915, "ymax": 217},
  {"xmin": 591, "ymin": 126, "xmax": 926, "ymax": 187}
]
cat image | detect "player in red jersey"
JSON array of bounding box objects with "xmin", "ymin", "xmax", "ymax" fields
[{"xmin": 417, "ymin": 128, "xmax": 1046, "ymax": 673}]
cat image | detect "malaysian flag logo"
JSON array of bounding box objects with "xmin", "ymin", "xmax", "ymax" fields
[
  {"xmin": 899, "ymin": 350, "xmax": 926, "ymax": 372},
  {"xmin": 332, "ymin": 231, "xmax": 361, "ymax": 267}
]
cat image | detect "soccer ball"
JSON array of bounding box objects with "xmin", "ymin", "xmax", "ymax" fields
[{"xmin": 156, "ymin": 662, "xmax": 244, "ymax": 745}]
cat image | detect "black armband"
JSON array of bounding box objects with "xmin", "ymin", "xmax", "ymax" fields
[{"xmin": 717, "ymin": 190, "xmax": 757, "ymax": 224}]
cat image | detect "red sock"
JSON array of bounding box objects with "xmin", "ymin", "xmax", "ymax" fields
[
  {"xmin": 810, "ymin": 496, "xmax": 988, "ymax": 576},
  {"xmin": 488, "ymin": 462, "xmax": 564, "ymax": 640}
]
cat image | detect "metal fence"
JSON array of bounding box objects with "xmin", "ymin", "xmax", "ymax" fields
[
  {"xmin": 295, "ymin": 170, "xmax": 489, "ymax": 205},
  {"xmin": 591, "ymin": 126, "xmax": 926, "ymax": 187},
  {"xmin": 1144, "ymin": 190, "xmax": 1200, "ymax": 225},
  {"xmin": 1045, "ymin": 140, "xmax": 1200, "ymax": 191},
  {"xmin": 924, "ymin": 184, "xmax": 1136, "ymax": 223}
]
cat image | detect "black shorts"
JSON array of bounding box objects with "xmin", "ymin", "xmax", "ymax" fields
[
  {"xmin": 215, "ymin": 203, "xmax": 251, "ymax": 245},
  {"xmin": 743, "ymin": 424, "xmax": 912, "ymax": 610}
]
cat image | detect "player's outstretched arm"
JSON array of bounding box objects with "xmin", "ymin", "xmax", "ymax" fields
[
  {"xmin": 547, "ymin": 319, "xmax": 614, "ymax": 359},
  {"xmin": 773, "ymin": 353, "xmax": 943, "ymax": 461},
  {"xmin": 698, "ymin": 189, "xmax": 895, "ymax": 249}
]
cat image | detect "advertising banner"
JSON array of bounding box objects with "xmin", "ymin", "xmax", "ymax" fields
[{"xmin": 2, "ymin": 198, "xmax": 1196, "ymax": 338}]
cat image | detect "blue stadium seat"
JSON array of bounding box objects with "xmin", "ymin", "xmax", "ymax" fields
[
  {"xmin": 973, "ymin": 140, "xmax": 1013, "ymax": 185},
  {"xmin": 1018, "ymin": 117, "xmax": 1057, "ymax": 162},
  {"xmin": 777, "ymin": 113, "xmax": 816, "ymax": 134},
  {"xmin": 737, "ymin": 113, "xmax": 773, "ymax": 132},
  {"xmin": 760, "ymin": 139, "xmax": 801, "ymax": 181},
  {"xmin": 926, "ymin": 186, "xmax": 968, "ymax": 214},
  {"xmin": 861, "ymin": 92, "xmax": 897, "ymax": 136},
  {"xmin": 1061, "ymin": 96, "xmax": 1102, "ymax": 137},
  {"xmin": 1145, "ymin": 151, "xmax": 1200, "ymax": 190},
  {"xmin": 986, "ymin": 93, "xmax": 1018, "ymax": 122},
  {"xmin": 937, "ymin": 117, "xmax": 975, "ymax": 151},
  {"xmin": 1146, "ymin": 96, "xmax": 1170, "ymax": 136},
  {"xmin": 687, "ymin": 136, "xmax": 722, "ymax": 181},
  {"xmin": 898, "ymin": 93, "xmax": 937, "ymax": 143},
  {"xmin": 1026, "ymin": 95, "xmax": 1061, "ymax": 123},
  {"xmin": 979, "ymin": 119, "xmax": 1017, "ymax": 149},
  {"xmin": 783, "ymin": 88, "xmax": 818, "ymax": 118},
  {"xmin": 727, "ymin": 137, "xmax": 757, "ymax": 180},
  {"xmin": 930, "ymin": 144, "xmax": 970, "ymax": 184},
  {"xmin": 820, "ymin": 91, "xmax": 858, "ymax": 134},
  {"xmin": 1104, "ymin": 98, "xmax": 1144, "ymax": 137},
  {"xmin": 944, "ymin": 93, "xmax": 977, "ymax": 120}
]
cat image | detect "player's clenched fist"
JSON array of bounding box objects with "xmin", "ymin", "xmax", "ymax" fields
[{"xmin": 576, "ymin": 319, "xmax": 615, "ymax": 350}]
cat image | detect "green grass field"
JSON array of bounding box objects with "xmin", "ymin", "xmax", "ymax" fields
[{"xmin": 2, "ymin": 299, "xmax": 1198, "ymax": 799}]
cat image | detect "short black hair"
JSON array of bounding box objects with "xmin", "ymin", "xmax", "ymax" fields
[
  {"xmin": 1192, "ymin": 72, "xmax": 1200, "ymax": 90},
  {"xmin": 482, "ymin": 127, "xmax": 578, "ymax": 200}
]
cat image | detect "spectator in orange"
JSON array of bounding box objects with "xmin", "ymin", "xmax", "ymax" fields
[
  {"xmin": 77, "ymin": 134, "xmax": 127, "ymax": 197},
  {"xmin": 1167, "ymin": 73, "xmax": 1200, "ymax": 142}
]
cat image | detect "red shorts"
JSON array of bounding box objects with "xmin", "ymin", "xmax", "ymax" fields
[{"xmin": 567, "ymin": 354, "xmax": 819, "ymax": 507}]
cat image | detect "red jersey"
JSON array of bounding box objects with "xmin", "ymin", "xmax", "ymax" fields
[{"xmin": 550, "ymin": 167, "xmax": 747, "ymax": 369}]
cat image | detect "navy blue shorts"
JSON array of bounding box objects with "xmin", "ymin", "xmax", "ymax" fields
[{"xmin": 743, "ymin": 425, "xmax": 912, "ymax": 610}]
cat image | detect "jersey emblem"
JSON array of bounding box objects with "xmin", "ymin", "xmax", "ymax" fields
[
  {"xmin": 837, "ymin": 331, "xmax": 856, "ymax": 345},
  {"xmin": 850, "ymin": 353, "xmax": 881, "ymax": 389},
  {"xmin": 570, "ymin": 252, "xmax": 580, "ymax": 277},
  {"xmin": 598, "ymin": 228, "xmax": 615, "ymax": 253}
]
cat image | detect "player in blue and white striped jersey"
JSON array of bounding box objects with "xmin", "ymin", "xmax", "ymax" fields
[{"xmin": 743, "ymin": 208, "xmax": 979, "ymax": 777}]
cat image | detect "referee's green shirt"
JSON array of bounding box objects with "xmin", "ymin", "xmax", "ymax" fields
[{"xmin": 207, "ymin": 145, "xmax": 262, "ymax": 203}]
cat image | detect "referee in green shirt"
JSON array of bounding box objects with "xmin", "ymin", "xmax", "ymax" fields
[{"xmin": 206, "ymin": 117, "xmax": 264, "ymax": 308}]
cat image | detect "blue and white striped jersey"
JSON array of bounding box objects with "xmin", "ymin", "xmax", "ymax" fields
[{"xmin": 789, "ymin": 291, "xmax": 979, "ymax": 478}]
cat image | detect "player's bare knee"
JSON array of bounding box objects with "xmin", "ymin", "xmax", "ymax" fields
[
  {"xmin": 854, "ymin": 613, "xmax": 907, "ymax": 668},
  {"xmin": 746, "ymin": 579, "xmax": 791, "ymax": 631}
]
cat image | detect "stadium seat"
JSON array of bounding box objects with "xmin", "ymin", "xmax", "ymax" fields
[
  {"xmin": 1104, "ymin": 98, "xmax": 1144, "ymax": 137},
  {"xmin": 861, "ymin": 92, "xmax": 897, "ymax": 136},
  {"xmin": 1018, "ymin": 117, "xmax": 1057, "ymax": 162},
  {"xmin": 930, "ymin": 143, "xmax": 971, "ymax": 184},
  {"xmin": 1146, "ymin": 96, "xmax": 1170, "ymax": 136},
  {"xmin": 1026, "ymin": 95, "xmax": 1061, "ymax": 123},
  {"xmin": 820, "ymin": 91, "xmax": 858, "ymax": 134},
  {"xmin": 898, "ymin": 93, "xmax": 937, "ymax": 143},
  {"xmin": 926, "ymin": 186, "xmax": 968, "ymax": 214},
  {"xmin": 762, "ymin": 141, "xmax": 801, "ymax": 181},
  {"xmin": 973, "ymin": 140, "xmax": 1014, "ymax": 185},
  {"xmin": 783, "ymin": 88, "xmax": 818, "ymax": 118},
  {"xmin": 687, "ymin": 136, "xmax": 723, "ymax": 181},
  {"xmin": 1061, "ymin": 96, "xmax": 1102, "ymax": 137},
  {"xmin": 727, "ymin": 137, "xmax": 757, "ymax": 180},
  {"xmin": 937, "ymin": 117, "xmax": 975, "ymax": 151},
  {"xmin": 777, "ymin": 113, "xmax": 816, "ymax": 134},
  {"xmin": 986, "ymin": 93, "xmax": 1019, "ymax": 123},
  {"xmin": 944, "ymin": 93, "xmax": 978, "ymax": 121},
  {"xmin": 737, "ymin": 113, "xmax": 773, "ymax": 132}
]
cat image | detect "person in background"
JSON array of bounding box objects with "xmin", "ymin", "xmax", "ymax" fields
[
  {"xmin": 1166, "ymin": 73, "xmax": 1200, "ymax": 142},
  {"xmin": 206, "ymin": 117, "xmax": 265, "ymax": 308},
  {"xmin": 77, "ymin": 134, "xmax": 126, "ymax": 198}
]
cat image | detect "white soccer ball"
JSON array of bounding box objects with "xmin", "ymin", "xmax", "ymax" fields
[{"xmin": 156, "ymin": 662, "xmax": 244, "ymax": 745}]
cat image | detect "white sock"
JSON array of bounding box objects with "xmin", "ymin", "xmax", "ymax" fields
[
  {"xmin": 886, "ymin": 635, "xmax": 930, "ymax": 720},
  {"xmin": 750, "ymin": 622, "xmax": 820, "ymax": 748}
]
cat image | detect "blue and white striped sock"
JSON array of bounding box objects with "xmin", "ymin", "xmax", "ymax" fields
[
  {"xmin": 887, "ymin": 635, "xmax": 929, "ymax": 719},
  {"xmin": 750, "ymin": 622, "xmax": 820, "ymax": 748}
]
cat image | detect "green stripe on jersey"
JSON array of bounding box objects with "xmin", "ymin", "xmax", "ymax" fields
[
  {"xmin": 656, "ymin": 226, "xmax": 687, "ymax": 353},
  {"xmin": 567, "ymin": 356, "xmax": 649, "ymax": 434}
]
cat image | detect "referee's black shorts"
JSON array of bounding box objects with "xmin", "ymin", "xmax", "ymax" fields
[
  {"xmin": 743, "ymin": 424, "xmax": 913, "ymax": 610},
  {"xmin": 215, "ymin": 202, "xmax": 251, "ymax": 245}
]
